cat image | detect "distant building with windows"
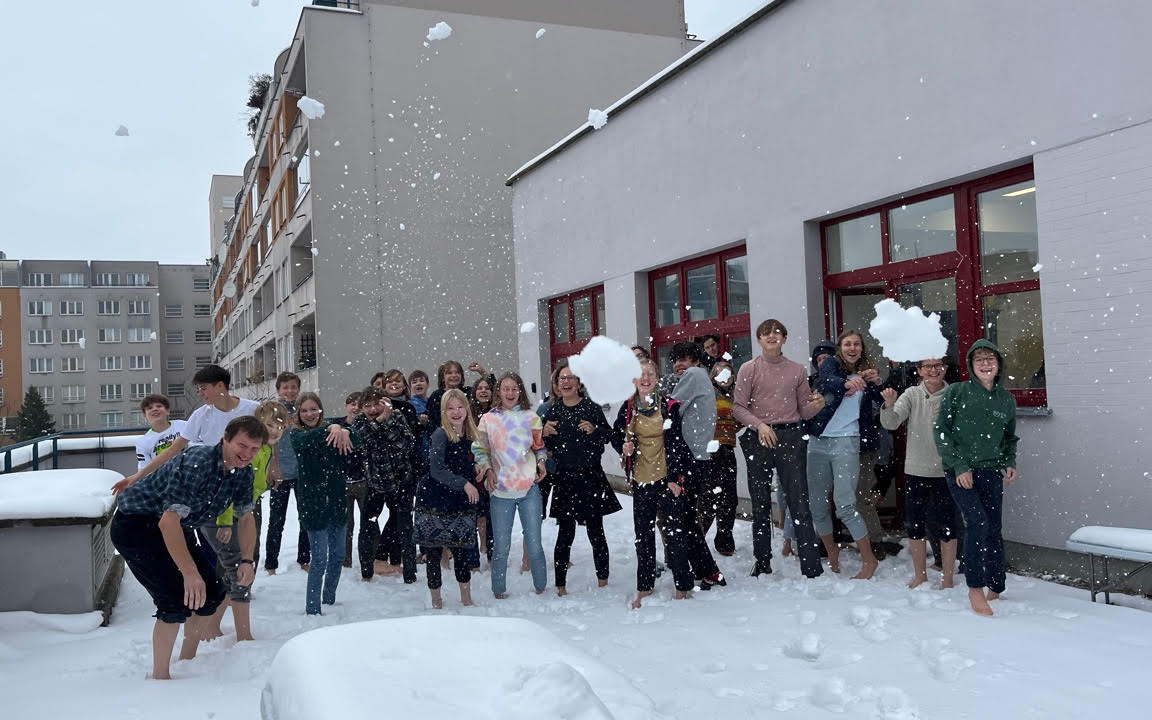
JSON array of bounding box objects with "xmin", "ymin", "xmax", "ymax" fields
[
  {"xmin": 11, "ymin": 258, "xmax": 211, "ymax": 431},
  {"xmin": 509, "ymin": 0, "xmax": 1152, "ymax": 567}
]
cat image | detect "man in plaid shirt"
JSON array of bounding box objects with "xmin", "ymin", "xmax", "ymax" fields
[{"xmin": 111, "ymin": 416, "xmax": 268, "ymax": 679}]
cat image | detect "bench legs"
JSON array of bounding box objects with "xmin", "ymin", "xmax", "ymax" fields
[{"xmin": 1087, "ymin": 553, "xmax": 1152, "ymax": 604}]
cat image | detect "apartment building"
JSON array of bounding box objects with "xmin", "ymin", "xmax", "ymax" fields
[
  {"xmin": 212, "ymin": 0, "xmax": 694, "ymax": 400},
  {"xmin": 18, "ymin": 259, "xmax": 211, "ymax": 431},
  {"xmin": 0, "ymin": 257, "xmax": 21, "ymax": 429}
]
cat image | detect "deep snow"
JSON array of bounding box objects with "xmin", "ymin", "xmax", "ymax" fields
[{"xmin": 1, "ymin": 492, "xmax": 1149, "ymax": 719}]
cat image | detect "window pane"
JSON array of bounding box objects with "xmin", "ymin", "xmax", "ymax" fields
[
  {"xmin": 979, "ymin": 181, "xmax": 1038, "ymax": 285},
  {"xmin": 573, "ymin": 296, "xmax": 593, "ymax": 341},
  {"xmin": 897, "ymin": 277, "xmax": 959, "ymax": 370},
  {"xmin": 551, "ymin": 303, "xmax": 569, "ymax": 343},
  {"xmin": 654, "ymin": 344, "xmax": 674, "ymax": 376},
  {"xmin": 725, "ymin": 256, "xmax": 749, "ymax": 316},
  {"xmin": 594, "ymin": 292, "xmax": 605, "ymax": 335},
  {"xmin": 653, "ymin": 273, "xmax": 680, "ymax": 328},
  {"xmin": 982, "ymin": 290, "xmax": 1045, "ymax": 391},
  {"xmin": 888, "ymin": 195, "xmax": 956, "ymax": 262},
  {"xmin": 825, "ymin": 213, "xmax": 882, "ymax": 273},
  {"xmin": 725, "ymin": 335, "xmax": 753, "ymax": 373},
  {"xmin": 685, "ymin": 265, "xmax": 718, "ymax": 322}
]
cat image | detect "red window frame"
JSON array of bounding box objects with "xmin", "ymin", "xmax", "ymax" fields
[
  {"xmin": 648, "ymin": 246, "xmax": 750, "ymax": 368},
  {"xmin": 820, "ymin": 165, "xmax": 1045, "ymax": 406},
  {"xmin": 548, "ymin": 285, "xmax": 605, "ymax": 368}
]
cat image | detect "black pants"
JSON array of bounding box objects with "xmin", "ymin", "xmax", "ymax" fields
[
  {"xmin": 741, "ymin": 426, "xmax": 823, "ymax": 578},
  {"xmin": 697, "ymin": 444, "xmax": 738, "ymax": 553},
  {"xmin": 679, "ymin": 458, "xmax": 721, "ymax": 581},
  {"xmin": 554, "ymin": 517, "xmax": 609, "ymax": 587},
  {"xmin": 265, "ymin": 478, "xmax": 311, "ymax": 570},
  {"xmin": 424, "ymin": 546, "xmax": 471, "ymax": 590},
  {"xmin": 111, "ymin": 512, "xmax": 226, "ymax": 624},
  {"xmin": 633, "ymin": 481, "xmax": 695, "ymax": 592},
  {"xmin": 352, "ymin": 483, "xmax": 388, "ymax": 579},
  {"xmin": 946, "ymin": 469, "xmax": 1005, "ymax": 592},
  {"xmin": 375, "ymin": 484, "xmax": 417, "ymax": 583},
  {"xmin": 905, "ymin": 474, "xmax": 958, "ymax": 541}
]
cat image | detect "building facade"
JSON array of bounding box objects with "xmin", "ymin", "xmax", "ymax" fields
[
  {"xmin": 211, "ymin": 0, "xmax": 695, "ymax": 400},
  {"xmin": 0, "ymin": 257, "xmax": 22, "ymax": 430},
  {"xmin": 16, "ymin": 259, "xmax": 210, "ymax": 431},
  {"xmin": 509, "ymin": 0, "xmax": 1152, "ymax": 562}
]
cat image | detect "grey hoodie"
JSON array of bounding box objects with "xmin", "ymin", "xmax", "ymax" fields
[{"xmin": 671, "ymin": 365, "xmax": 717, "ymax": 460}]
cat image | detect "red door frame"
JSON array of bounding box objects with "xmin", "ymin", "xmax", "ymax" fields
[
  {"xmin": 548, "ymin": 285, "xmax": 605, "ymax": 368},
  {"xmin": 820, "ymin": 165, "xmax": 1045, "ymax": 405},
  {"xmin": 648, "ymin": 246, "xmax": 750, "ymax": 361}
]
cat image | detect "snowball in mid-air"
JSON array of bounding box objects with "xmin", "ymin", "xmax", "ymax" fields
[
  {"xmin": 706, "ymin": 440, "xmax": 720, "ymax": 453},
  {"xmin": 535, "ymin": 28, "xmax": 546, "ymax": 39},
  {"xmin": 714, "ymin": 368, "xmax": 731, "ymax": 383},
  {"xmin": 114, "ymin": 125, "xmax": 129, "ymax": 137},
  {"xmin": 868, "ymin": 298, "xmax": 947, "ymax": 362},
  {"xmin": 298, "ymin": 96, "xmax": 326, "ymax": 120},
  {"xmin": 77, "ymin": 338, "xmax": 86, "ymax": 349},
  {"xmin": 426, "ymin": 21, "xmax": 453, "ymax": 41},
  {"xmin": 1032, "ymin": 263, "xmax": 1043, "ymax": 272},
  {"xmin": 568, "ymin": 336, "xmax": 641, "ymax": 404},
  {"xmin": 588, "ymin": 108, "xmax": 608, "ymax": 129},
  {"xmin": 222, "ymin": 281, "xmax": 237, "ymax": 298},
  {"xmin": 519, "ymin": 321, "xmax": 537, "ymax": 333}
]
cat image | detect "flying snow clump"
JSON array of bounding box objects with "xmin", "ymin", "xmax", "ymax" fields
[
  {"xmin": 114, "ymin": 125, "xmax": 129, "ymax": 137},
  {"xmin": 536, "ymin": 28, "xmax": 546, "ymax": 39},
  {"xmin": 1032, "ymin": 263, "xmax": 1043, "ymax": 272},
  {"xmin": 588, "ymin": 108, "xmax": 608, "ymax": 129},
  {"xmin": 568, "ymin": 336, "xmax": 641, "ymax": 404},
  {"xmin": 714, "ymin": 368, "xmax": 732, "ymax": 383},
  {"xmin": 298, "ymin": 96, "xmax": 326, "ymax": 120},
  {"xmin": 868, "ymin": 298, "xmax": 947, "ymax": 362},
  {"xmin": 519, "ymin": 321, "xmax": 537, "ymax": 333},
  {"xmin": 427, "ymin": 21, "xmax": 453, "ymax": 42}
]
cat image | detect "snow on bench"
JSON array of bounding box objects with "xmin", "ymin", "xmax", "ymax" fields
[
  {"xmin": 0, "ymin": 469, "xmax": 119, "ymax": 521},
  {"xmin": 1066, "ymin": 526, "xmax": 1152, "ymax": 603},
  {"xmin": 261, "ymin": 616, "xmax": 661, "ymax": 720}
]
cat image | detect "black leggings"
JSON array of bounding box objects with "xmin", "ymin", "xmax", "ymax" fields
[
  {"xmin": 424, "ymin": 546, "xmax": 471, "ymax": 589},
  {"xmin": 554, "ymin": 517, "xmax": 609, "ymax": 587}
]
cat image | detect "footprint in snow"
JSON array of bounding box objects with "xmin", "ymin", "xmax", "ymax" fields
[
  {"xmin": 699, "ymin": 661, "xmax": 727, "ymax": 674},
  {"xmin": 783, "ymin": 633, "xmax": 823, "ymax": 661},
  {"xmin": 918, "ymin": 638, "xmax": 975, "ymax": 682},
  {"xmin": 713, "ymin": 687, "xmax": 745, "ymax": 699}
]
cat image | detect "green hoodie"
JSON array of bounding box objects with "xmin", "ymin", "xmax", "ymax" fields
[{"xmin": 934, "ymin": 339, "xmax": 1019, "ymax": 476}]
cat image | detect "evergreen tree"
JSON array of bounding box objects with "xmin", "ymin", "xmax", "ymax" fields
[{"xmin": 14, "ymin": 386, "xmax": 56, "ymax": 441}]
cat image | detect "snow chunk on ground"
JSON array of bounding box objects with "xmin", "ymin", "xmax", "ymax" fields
[
  {"xmin": 536, "ymin": 28, "xmax": 546, "ymax": 39},
  {"xmin": 868, "ymin": 298, "xmax": 947, "ymax": 362},
  {"xmin": 0, "ymin": 469, "xmax": 120, "ymax": 521},
  {"xmin": 588, "ymin": 108, "xmax": 608, "ymax": 129},
  {"xmin": 261, "ymin": 616, "xmax": 658, "ymax": 720},
  {"xmin": 568, "ymin": 336, "xmax": 641, "ymax": 405},
  {"xmin": 519, "ymin": 321, "xmax": 537, "ymax": 333},
  {"xmin": 426, "ymin": 21, "xmax": 452, "ymax": 42},
  {"xmin": 114, "ymin": 125, "xmax": 129, "ymax": 137},
  {"xmin": 297, "ymin": 96, "xmax": 326, "ymax": 120}
]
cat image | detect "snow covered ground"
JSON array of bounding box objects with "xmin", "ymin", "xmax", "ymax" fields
[{"xmin": 1, "ymin": 492, "xmax": 1149, "ymax": 719}]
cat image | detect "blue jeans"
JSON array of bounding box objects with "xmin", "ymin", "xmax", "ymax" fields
[
  {"xmin": 305, "ymin": 524, "xmax": 346, "ymax": 615},
  {"xmin": 946, "ymin": 469, "xmax": 1005, "ymax": 593},
  {"xmin": 807, "ymin": 435, "xmax": 868, "ymax": 540},
  {"xmin": 489, "ymin": 484, "xmax": 547, "ymax": 595}
]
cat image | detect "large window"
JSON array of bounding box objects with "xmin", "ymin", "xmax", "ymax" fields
[
  {"xmin": 59, "ymin": 272, "xmax": 85, "ymax": 287},
  {"xmin": 648, "ymin": 247, "xmax": 751, "ymax": 375},
  {"xmin": 27, "ymin": 301, "xmax": 52, "ymax": 316},
  {"xmin": 548, "ymin": 285, "xmax": 605, "ymax": 367},
  {"xmin": 128, "ymin": 300, "xmax": 151, "ymax": 315},
  {"xmin": 98, "ymin": 300, "xmax": 120, "ymax": 315},
  {"xmin": 821, "ymin": 165, "xmax": 1044, "ymax": 406},
  {"xmin": 60, "ymin": 301, "xmax": 84, "ymax": 315},
  {"xmin": 28, "ymin": 329, "xmax": 53, "ymax": 345}
]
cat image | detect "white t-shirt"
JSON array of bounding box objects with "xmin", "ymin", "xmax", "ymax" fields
[
  {"xmin": 180, "ymin": 397, "xmax": 261, "ymax": 446},
  {"xmin": 135, "ymin": 420, "xmax": 188, "ymax": 470}
]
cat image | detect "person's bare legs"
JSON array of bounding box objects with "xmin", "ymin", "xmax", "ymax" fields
[
  {"xmin": 556, "ymin": 586, "xmax": 567, "ymax": 596},
  {"xmin": 781, "ymin": 538, "xmax": 794, "ymax": 557},
  {"xmin": 631, "ymin": 590, "xmax": 651, "ymax": 609},
  {"xmin": 986, "ymin": 589, "xmax": 1001, "ymax": 601},
  {"xmin": 429, "ymin": 588, "xmax": 443, "ymax": 609},
  {"xmin": 151, "ymin": 620, "xmax": 179, "ymax": 679},
  {"xmin": 673, "ymin": 589, "xmax": 691, "ymax": 600},
  {"xmin": 908, "ymin": 539, "xmax": 929, "ymax": 588},
  {"xmin": 232, "ymin": 601, "xmax": 253, "ymax": 642},
  {"xmin": 940, "ymin": 540, "xmax": 957, "ymax": 589},
  {"xmin": 178, "ymin": 615, "xmax": 209, "ymax": 660},
  {"xmin": 852, "ymin": 536, "xmax": 878, "ymax": 580},
  {"xmin": 203, "ymin": 599, "xmax": 228, "ymax": 640},
  {"xmin": 819, "ymin": 534, "xmax": 840, "ymax": 573},
  {"xmin": 969, "ymin": 587, "xmax": 993, "ymax": 616},
  {"xmin": 459, "ymin": 582, "xmax": 474, "ymax": 606}
]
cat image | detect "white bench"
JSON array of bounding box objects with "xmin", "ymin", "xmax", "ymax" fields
[{"xmin": 1066, "ymin": 526, "xmax": 1152, "ymax": 604}]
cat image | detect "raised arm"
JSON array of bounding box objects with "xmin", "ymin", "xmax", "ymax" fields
[{"xmin": 113, "ymin": 435, "xmax": 189, "ymax": 493}]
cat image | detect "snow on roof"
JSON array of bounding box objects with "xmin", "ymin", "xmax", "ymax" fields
[
  {"xmin": 2, "ymin": 435, "xmax": 141, "ymax": 470},
  {"xmin": 505, "ymin": 0, "xmax": 787, "ymax": 186},
  {"xmin": 263, "ymin": 616, "xmax": 659, "ymax": 720},
  {"xmin": 0, "ymin": 469, "xmax": 120, "ymax": 521}
]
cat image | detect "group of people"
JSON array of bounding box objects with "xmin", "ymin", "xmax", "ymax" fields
[{"xmin": 108, "ymin": 317, "xmax": 1019, "ymax": 679}]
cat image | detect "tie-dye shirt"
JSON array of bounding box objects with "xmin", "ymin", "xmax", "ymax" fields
[{"xmin": 472, "ymin": 406, "xmax": 547, "ymax": 499}]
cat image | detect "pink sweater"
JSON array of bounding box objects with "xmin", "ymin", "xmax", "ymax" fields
[{"xmin": 732, "ymin": 354, "xmax": 821, "ymax": 428}]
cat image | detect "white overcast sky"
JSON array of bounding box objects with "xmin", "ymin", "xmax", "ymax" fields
[{"xmin": 0, "ymin": 0, "xmax": 767, "ymax": 265}]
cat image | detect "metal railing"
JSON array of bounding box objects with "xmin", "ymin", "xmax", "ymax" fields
[
  {"xmin": 313, "ymin": 0, "xmax": 360, "ymax": 9},
  {"xmin": 1, "ymin": 428, "xmax": 147, "ymax": 473}
]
